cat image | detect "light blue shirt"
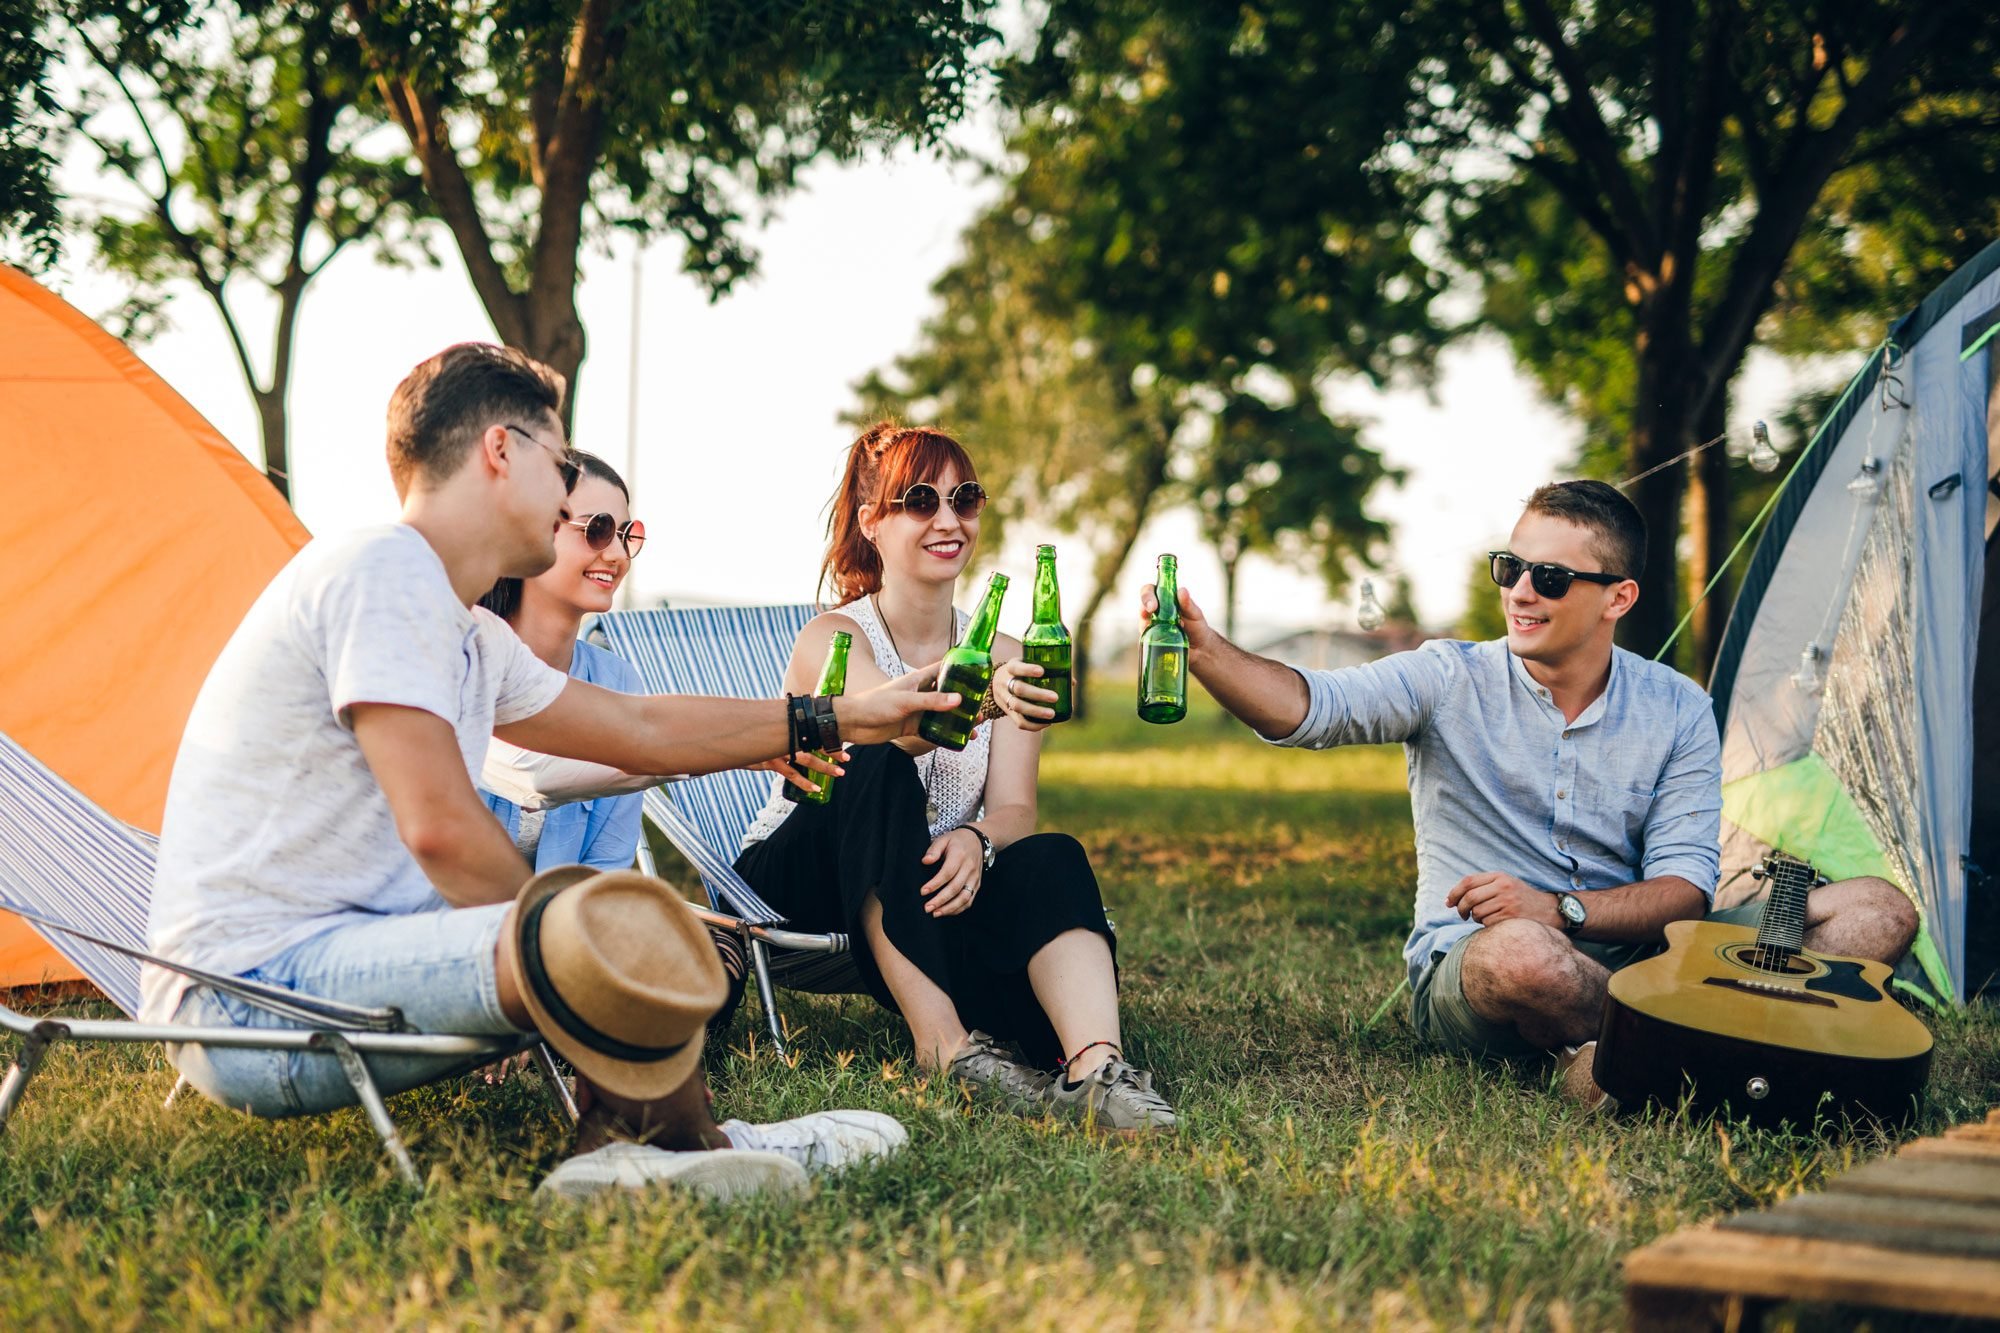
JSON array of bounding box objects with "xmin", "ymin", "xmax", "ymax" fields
[
  {"xmin": 1270, "ymin": 638, "xmax": 1721, "ymax": 986},
  {"xmin": 480, "ymin": 638, "xmax": 644, "ymax": 873}
]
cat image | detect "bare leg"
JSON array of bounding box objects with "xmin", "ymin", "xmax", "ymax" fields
[
  {"xmin": 1802, "ymin": 876, "xmax": 1919, "ymax": 965},
  {"xmin": 1460, "ymin": 919, "xmax": 1609, "ymax": 1050},
  {"xmin": 860, "ymin": 893, "xmax": 969, "ymax": 1071},
  {"xmin": 1027, "ymin": 928, "xmax": 1121, "ymax": 1079}
]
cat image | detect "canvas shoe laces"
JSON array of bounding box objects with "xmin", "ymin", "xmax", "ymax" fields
[
  {"xmin": 1049, "ymin": 1058, "xmax": 1177, "ymax": 1134},
  {"xmin": 947, "ymin": 1029, "xmax": 1053, "ymax": 1112}
]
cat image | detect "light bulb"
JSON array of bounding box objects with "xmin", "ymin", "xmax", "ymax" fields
[
  {"xmin": 1747, "ymin": 420, "xmax": 1780, "ymax": 473},
  {"xmin": 1847, "ymin": 456, "xmax": 1880, "ymax": 497},
  {"xmin": 1792, "ymin": 643, "xmax": 1822, "ymax": 694},
  {"xmin": 1356, "ymin": 579, "xmax": 1386, "ymax": 632}
]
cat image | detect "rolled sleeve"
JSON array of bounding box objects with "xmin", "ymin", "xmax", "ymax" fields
[
  {"xmin": 1267, "ymin": 643, "xmax": 1454, "ymax": 750},
  {"xmin": 1637, "ymin": 693, "xmax": 1723, "ymax": 899}
]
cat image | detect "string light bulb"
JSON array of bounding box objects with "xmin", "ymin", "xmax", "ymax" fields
[
  {"xmin": 1746, "ymin": 420, "xmax": 1781, "ymax": 474},
  {"xmin": 1792, "ymin": 643, "xmax": 1823, "ymax": 694},
  {"xmin": 1356, "ymin": 579, "xmax": 1387, "ymax": 632},
  {"xmin": 1847, "ymin": 455, "xmax": 1881, "ymax": 498}
]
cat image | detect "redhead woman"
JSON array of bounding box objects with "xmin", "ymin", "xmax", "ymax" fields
[{"xmin": 733, "ymin": 424, "xmax": 1174, "ymax": 1133}]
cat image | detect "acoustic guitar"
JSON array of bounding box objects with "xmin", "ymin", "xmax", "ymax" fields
[{"xmin": 1592, "ymin": 852, "xmax": 1932, "ymax": 1126}]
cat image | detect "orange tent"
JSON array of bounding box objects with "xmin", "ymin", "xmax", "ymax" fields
[{"xmin": 0, "ymin": 265, "xmax": 309, "ymax": 987}]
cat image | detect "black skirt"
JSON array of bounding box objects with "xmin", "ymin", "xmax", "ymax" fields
[{"xmin": 733, "ymin": 743, "xmax": 1115, "ymax": 1068}]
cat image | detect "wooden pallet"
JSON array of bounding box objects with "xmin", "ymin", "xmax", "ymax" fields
[{"xmin": 1624, "ymin": 1109, "xmax": 2000, "ymax": 1329}]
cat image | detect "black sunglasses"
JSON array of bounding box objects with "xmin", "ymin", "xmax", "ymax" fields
[
  {"xmin": 505, "ymin": 423, "xmax": 581, "ymax": 490},
  {"xmin": 562, "ymin": 512, "xmax": 646, "ymax": 558},
  {"xmin": 1488, "ymin": 551, "xmax": 1628, "ymax": 599},
  {"xmin": 886, "ymin": 480, "xmax": 987, "ymax": 521}
]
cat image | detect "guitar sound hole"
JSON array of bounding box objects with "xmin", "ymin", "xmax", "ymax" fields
[{"xmin": 1722, "ymin": 943, "xmax": 1819, "ymax": 976}]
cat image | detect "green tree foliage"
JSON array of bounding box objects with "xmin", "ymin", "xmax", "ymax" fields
[
  {"xmin": 0, "ymin": 1, "xmax": 64, "ymax": 268},
  {"xmin": 861, "ymin": 0, "xmax": 1438, "ymax": 666},
  {"xmin": 65, "ymin": 1, "xmax": 422, "ymax": 501},
  {"xmin": 1401, "ymin": 0, "xmax": 2000, "ymax": 661},
  {"xmin": 349, "ymin": 0, "xmax": 999, "ymax": 421}
]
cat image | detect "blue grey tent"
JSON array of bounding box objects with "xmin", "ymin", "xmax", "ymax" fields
[{"xmin": 1710, "ymin": 238, "xmax": 2000, "ymax": 1004}]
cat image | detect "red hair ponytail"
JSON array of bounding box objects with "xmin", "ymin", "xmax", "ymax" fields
[{"xmin": 820, "ymin": 422, "xmax": 979, "ymax": 605}]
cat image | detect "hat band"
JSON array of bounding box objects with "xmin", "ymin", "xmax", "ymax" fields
[{"xmin": 520, "ymin": 891, "xmax": 692, "ymax": 1066}]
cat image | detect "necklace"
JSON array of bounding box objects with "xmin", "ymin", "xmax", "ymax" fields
[{"xmin": 873, "ymin": 593, "xmax": 955, "ymax": 828}]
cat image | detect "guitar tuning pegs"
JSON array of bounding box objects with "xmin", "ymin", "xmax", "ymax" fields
[
  {"xmin": 1751, "ymin": 865, "xmax": 1767, "ymax": 881},
  {"xmin": 1814, "ymin": 875, "xmax": 1827, "ymax": 888}
]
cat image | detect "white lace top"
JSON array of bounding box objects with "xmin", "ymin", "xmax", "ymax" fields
[{"xmin": 740, "ymin": 596, "xmax": 991, "ymax": 848}]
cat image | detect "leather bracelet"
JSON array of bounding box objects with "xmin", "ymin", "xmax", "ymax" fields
[
  {"xmin": 810, "ymin": 694, "xmax": 841, "ymax": 752},
  {"xmin": 785, "ymin": 695, "xmax": 817, "ymax": 756}
]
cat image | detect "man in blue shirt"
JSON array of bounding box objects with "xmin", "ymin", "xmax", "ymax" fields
[{"xmin": 1142, "ymin": 481, "xmax": 1916, "ymax": 1100}]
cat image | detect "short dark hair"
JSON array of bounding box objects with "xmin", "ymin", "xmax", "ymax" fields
[
  {"xmin": 478, "ymin": 450, "xmax": 630, "ymax": 622},
  {"xmin": 1522, "ymin": 479, "xmax": 1646, "ymax": 580},
  {"xmin": 386, "ymin": 343, "xmax": 566, "ymax": 493}
]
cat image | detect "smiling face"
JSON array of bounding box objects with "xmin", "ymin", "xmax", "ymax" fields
[
  {"xmin": 1500, "ymin": 510, "xmax": 1636, "ymax": 668},
  {"xmin": 860, "ymin": 460, "xmax": 980, "ymax": 592},
  {"xmin": 519, "ymin": 474, "xmax": 630, "ymax": 617}
]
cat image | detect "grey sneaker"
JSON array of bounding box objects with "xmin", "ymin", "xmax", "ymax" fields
[
  {"xmin": 1045, "ymin": 1058, "xmax": 1177, "ymax": 1135},
  {"xmin": 718, "ymin": 1110, "xmax": 908, "ymax": 1176},
  {"xmin": 947, "ymin": 1029, "xmax": 1052, "ymax": 1112}
]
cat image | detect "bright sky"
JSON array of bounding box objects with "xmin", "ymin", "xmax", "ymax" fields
[{"xmin": 45, "ymin": 96, "xmax": 1817, "ymax": 649}]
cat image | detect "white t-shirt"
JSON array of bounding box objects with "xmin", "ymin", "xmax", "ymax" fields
[{"xmin": 140, "ymin": 524, "xmax": 568, "ymax": 1021}]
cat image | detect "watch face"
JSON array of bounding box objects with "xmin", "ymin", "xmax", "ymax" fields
[{"xmin": 1560, "ymin": 894, "xmax": 1587, "ymax": 925}]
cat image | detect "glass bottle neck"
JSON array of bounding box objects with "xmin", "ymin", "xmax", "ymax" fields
[
  {"xmin": 1153, "ymin": 562, "xmax": 1180, "ymax": 625},
  {"xmin": 964, "ymin": 575, "xmax": 1008, "ymax": 651},
  {"xmin": 1031, "ymin": 555, "xmax": 1063, "ymax": 624}
]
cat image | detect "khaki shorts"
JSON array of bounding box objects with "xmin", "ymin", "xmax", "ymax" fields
[{"xmin": 1409, "ymin": 899, "xmax": 1766, "ymax": 1059}]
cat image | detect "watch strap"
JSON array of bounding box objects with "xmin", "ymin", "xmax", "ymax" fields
[
  {"xmin": 809, "ymin": 694, "xmax": 841, "ymax": 752},
  {"xmin": 956, "ymin": 824, "xmax": 996, "ymax": 868}
]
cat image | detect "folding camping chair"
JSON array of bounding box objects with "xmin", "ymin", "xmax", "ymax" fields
[
  {"xmin": 597, "ymin": 606, "xmax": 866, "ymax": 1059},
  {"xmin": 0, "ymin": 729, "xmax": 574, "ymax": 1188}
]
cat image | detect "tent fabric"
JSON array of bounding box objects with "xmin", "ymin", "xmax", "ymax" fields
[
  {"xmin": 1710, "ymin": 238, "xmax": 2000, "ymax": 1003},
  {"xmin": 0, "ymin": 264, "xmax": 309, "ymax": 987}
]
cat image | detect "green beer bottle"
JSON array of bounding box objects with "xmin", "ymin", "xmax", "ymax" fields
[
  {"xmin": 1138, "ymin": 553, "xmax": 1188, "ymax": 724},
  {"xmin": 919, "ymin": 572, "xmax": 1009, "ymax": 751},
  {"xmin": 785, "ymin": 630, "xmax": 853, "ymax": 804},
  {"xmin": 1021, "ymin": 544, "xmax": 1073, "ymax": 724}
]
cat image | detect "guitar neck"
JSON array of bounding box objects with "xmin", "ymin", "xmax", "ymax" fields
[{"xmin": 1755, "ymin": 855, "xmax": 1816, "ymax": 959}]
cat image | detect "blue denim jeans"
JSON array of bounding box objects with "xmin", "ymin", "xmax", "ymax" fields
[{"xmin": 167, "ymin": 904, "xmax": 529, "ymax": 1118}]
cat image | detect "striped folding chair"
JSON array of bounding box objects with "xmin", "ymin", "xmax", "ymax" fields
[
  {"xmin": 597, "ymin": 606, "xmax": 865, "ymax": 1057},
  {"xmin": 0, "ymin": 729, "xmax": 572, "ymax": 1187}
]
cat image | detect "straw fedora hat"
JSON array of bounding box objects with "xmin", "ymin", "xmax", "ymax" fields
[{"xmin": 508, "ymin": 865, "xmax": 726, "ymax": 1099}]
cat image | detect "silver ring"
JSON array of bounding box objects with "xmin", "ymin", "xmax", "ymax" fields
[{"xmin": 1008, "ymin": 679, "xmax": 1020, "ymax": 697}]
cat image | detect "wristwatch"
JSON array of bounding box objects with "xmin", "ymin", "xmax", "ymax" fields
[
  {"xmin": 957, "ymin": 824, "xmax": 997, "ymax": 869},
  {"xmin": 1556, "ymin": 891, "xmax": 1588, "ymax": 936}
]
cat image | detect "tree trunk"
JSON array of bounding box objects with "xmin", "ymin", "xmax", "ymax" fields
[
  {"xmin": 524, "ymin": 297, "xmax": 589, "ymax": 430},
  {"xmin": 1682, "ymin": 390, "xmax": 1730, "ymax": 678},
  {"xmin": 1220, "ymin": 550, "xmax": 1241, "ymax": 641},
  {"xmin": 255, "ymin": 389, "xmax": 291, "ymax": 502},
  {"xmin": 1623, "ymin": 387, "xmax": 1695, "ymax": 659}
]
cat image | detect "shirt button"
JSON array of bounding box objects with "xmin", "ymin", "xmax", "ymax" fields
[
  {"xmin": 1572, "ymin": 876, "xmax": 1582, "ymax": 887},
  {"xmin": 1557, "ymin": 841, "xmax": 1567, "ymax": 850},
  {"xmin": 1556, "ymin": 789, "xmax": 1566, "ymax": 799},
  {"xmin": 1562, "ymin": 730, "xmax": 1572, "ymax": 739}
]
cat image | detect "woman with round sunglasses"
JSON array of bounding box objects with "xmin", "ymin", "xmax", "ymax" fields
[
  {"xmin": 732, "ymin": 423, "xmax": 1175, "ymax": 1135},
  {"xmin": 476, "ymin": 450, "xmax": 748, "ymax": 1029}
]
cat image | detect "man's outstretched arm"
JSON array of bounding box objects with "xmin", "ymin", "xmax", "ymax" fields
[
  {"xmin": 1139, "ymin": 583, "xmax": 1309, "ymax": 739},
  {"xmin": 493, "ymin": 664, "xmax": 959, "ymax": 779}
]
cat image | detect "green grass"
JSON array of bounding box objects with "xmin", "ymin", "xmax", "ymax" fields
[{"xmin": 2, "ymin": 685, "xmax": 1995, "ymax": 1329}]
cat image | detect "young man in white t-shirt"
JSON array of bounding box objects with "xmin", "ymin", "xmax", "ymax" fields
[{"xmin": 145, "ymin": 343, "xmax": 959, "ymax": 1200}]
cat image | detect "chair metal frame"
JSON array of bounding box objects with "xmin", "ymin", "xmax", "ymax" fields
[
  {"xmin": 598, "ymin": 606, "xmax": 867, "ymax": 1058},
  {"xmin": 0, "ymin": 729, "xmax": 573, "ymax": 1189}
]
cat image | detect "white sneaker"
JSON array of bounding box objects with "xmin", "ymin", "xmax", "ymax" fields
[
  {"xmin": 537, "ymin": 1141, "xmax": 808, "ymax": 1203},
  {"xmin": 718, "ymin": 1110, "xmax": 908, "ymax": 1176}
]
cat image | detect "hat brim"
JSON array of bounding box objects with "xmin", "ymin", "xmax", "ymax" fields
[{"xmin": 508, "ymin": 866, "xmax": 712, "ymax": 1101}]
